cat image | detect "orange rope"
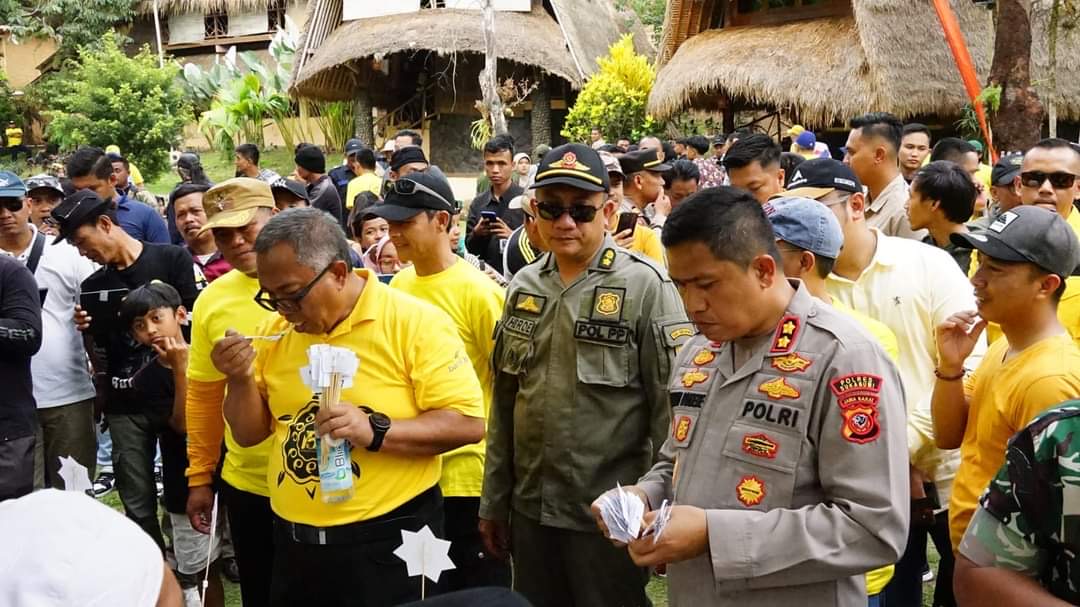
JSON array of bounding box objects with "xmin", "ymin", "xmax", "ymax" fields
[{"xmin": 931, "ymin": 0, "xmax": 997, "ymax": 161}]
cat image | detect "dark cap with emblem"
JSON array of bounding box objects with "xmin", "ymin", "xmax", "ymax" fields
[
  {"xmin": 24, "ymin": 174, "xmax": 64, "ymax": 198},
  {"xmin": 618, "ymin": 147, "xmax": 672, "ymax": 175},
  {"xmin": 782, "ymin": 158, "xmax": 863, "ymax": 200},
  {"xmin": 344, "ymin": 138, "xmax": 364, "ymax": 157},
  {"xmin": 270, "ymin": 178, "xmax": 310, "ymax": 202},
  {"xmin": 369, "ymin": 170, "xmax": 457, "ymax": 222},
  {"xmin": 198, "ymin": 177, "xmax": 275, "ymax": 235},
  {"xmin": 990, "ymin": 153, "xmax": 1024, "ymax": 186},
  {"xmin": 952, "ymin": 205, "xmax": 1080, "ymax": 278},
  {"xmin": 50, "ymin": 189, "xmax": 111, "ymax": 244},
  {"xmin": 532, "ymin": 143, "xmax": 610, "ymax": 193}
]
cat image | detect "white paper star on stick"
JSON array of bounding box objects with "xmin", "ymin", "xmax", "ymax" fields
[
  {"xmin": 393, "ymin": 525, "xmax": 456, "ymax": 584},
  {"xmin": 57, "ymin": 456, "xmax": 93, "ymax": 493}
]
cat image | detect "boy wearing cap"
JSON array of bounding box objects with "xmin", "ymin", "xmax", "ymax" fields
[
  {"xmin": 53, "ymin": 189, "xmax": 198, "ymax": 544},
  {"xmin": 371, "ymin": 171, "xmax": 511, "ymax": 590},
  {"xmin": 270, "ymin": 179, "xmax": 311, "ymax": 211},
  {"xmin": 620, "ymin": 147, "xmax": 673, "ymax": 231},
  {"xmin": 480, "ymin": 143, "xmax": 691, "ymax": 607},
  {"xmin": 184, "ymin": 178, "xmax": 280, "ymax": 606},
  {"xmin": 933, "ymin": 206, "xmax": 1080, "ymax": 552},
  {"xmin": 602, "ymin": 150, "xmax": 665, "ymax": 265},
  {"xmin": 24, "ymin": 174, "xmax": 65, "ymax": 236},
  {"xmin": 0, "ymin": 172, "xmax": 98, "ymax": 491},
  {"xmin": 294, "ymin": 143, "xmax": 344, "ymax": 227},
  {"xmin": 329, "ymin": 139, "xmax": 362, "ymax": 204}
]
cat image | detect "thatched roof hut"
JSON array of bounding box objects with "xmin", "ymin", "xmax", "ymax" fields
[
  {"xmin": 290, "ymin": 0, "xmax": 653, "ymax": 102},
  {"xmin": 136, "ymin": 0, "xmax": 275, "ymax": 16},
  {"xmin": 649, "ymin": 0, "xmax": 1080, "ymax": 127}
]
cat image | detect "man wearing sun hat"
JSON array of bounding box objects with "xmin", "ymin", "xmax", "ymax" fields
[{"xmin": 479, "ymin": 143, "xmax": 692, "ymax": 607}]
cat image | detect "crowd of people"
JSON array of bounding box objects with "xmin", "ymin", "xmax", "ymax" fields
[{"xmin": 0, "ymin": 112, "xmax": 1078, "ymax": 607}]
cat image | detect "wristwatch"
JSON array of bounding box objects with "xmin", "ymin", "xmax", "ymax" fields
[{"xmin": 360, "ymin": 406, "xmax": 391, "ymax": 452}]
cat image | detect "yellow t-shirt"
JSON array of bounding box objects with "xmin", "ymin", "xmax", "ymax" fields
[
  {"xmin": 345, "ymin": 173, "xmax": 382, "ymax": 209},
  {"xmin": 629, "ymin": 225, "xmax": 665, "ymax": 266},
  {"xmin": 5, "ymin": 127, "xmax": 22, "ymax": 147},
  {"xmin": 948, "ymin": 334, "xmax": 1080, "ymax": 548},
  {"xmin": 390, "ymin": 259, "xmax": 504, "ymax": 497},
  {"xmin": 187, "ymin": 270, "xmax": 276, "ymax": 495},
  {"xmin": 254, "ymin": 270, "xmax": 485, "ymax": 526},
  {"xmin": 128, "ymin": 162, "xmax": 145, "ymax": 188},
  {"xmin": 832, "ymin": 298, "xmax": 897, "ymax": 595}
]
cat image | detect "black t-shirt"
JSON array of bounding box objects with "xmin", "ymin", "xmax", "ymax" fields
[
  {"xmin": 0, "ymin": 255, "xmax": 42, "ymax": 440},
  {"xmin": 81, "ymin": 243, "xmax": 197, "ymax": 415},
  {"xmin": 465, "ymin": 184, "xmax": 525, "ymax": 269}
]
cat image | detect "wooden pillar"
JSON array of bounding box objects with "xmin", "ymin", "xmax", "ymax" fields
[
  {"xmin": 530, "ymin": 74, "xmax": 552, "ymax": 151},
  {"xmin": 354, "ymin": 87, "xmax": 374, "ymax": 147}
]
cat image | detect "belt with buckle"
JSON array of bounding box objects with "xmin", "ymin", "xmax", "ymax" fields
[{"xmin": 275, "ymin": 486, "xmax": 441, "ymax": 546}]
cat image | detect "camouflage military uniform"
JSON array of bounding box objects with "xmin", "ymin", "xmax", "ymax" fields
[{"xmin": 959, "ymin": 401, "xmax": 1080, "ymax": 602}]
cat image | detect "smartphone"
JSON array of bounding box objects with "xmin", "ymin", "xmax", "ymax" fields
[
  {"xmin": 481, "ymin": 210, "xmax": 498, "ymax": 222},
  {"xmin": 615, "ymin": 212, "xmax": 638, "ymax": 234}
]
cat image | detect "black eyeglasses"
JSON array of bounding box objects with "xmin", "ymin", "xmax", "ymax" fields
[
  {"xmin": 253, "ymin": 263, "xmax": 334, "ymax": 312},
  {"xmin": 535, "ymin": 202, "xmax": 601, "ymax": 223},
  {"xmin": 1020, "ymin": 171, "xmax": 1077, "ymax": 190},
  {"xmin": 391, "ymin": 179, "xmax": 455, "ymax": 211},
  {"xmin": 0, "ymin": 198, "xmax": 24, "ymax": 213}
]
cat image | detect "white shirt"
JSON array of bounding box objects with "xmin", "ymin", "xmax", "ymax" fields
[
  {"xmin": 827, "ymin": 229, "xmax": 985, "ymax": 499},
  {"xmin": 4, "ymin": 225, "xmax": 98, "ymax": 408}
]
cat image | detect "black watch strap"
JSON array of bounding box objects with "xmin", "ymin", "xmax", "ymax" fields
[{"xmin": 361, "ymin": 406, "xmax": 390, "ymax": 452}]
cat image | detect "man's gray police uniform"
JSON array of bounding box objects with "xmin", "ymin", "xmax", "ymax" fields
[{"xmin": 637, "ymin": 280, "xmax": 910, "ymax": 606}]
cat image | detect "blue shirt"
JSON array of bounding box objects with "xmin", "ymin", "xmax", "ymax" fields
[{"xmin": 116, "ymin": 194, "xmax": 169, "ymax": 244}]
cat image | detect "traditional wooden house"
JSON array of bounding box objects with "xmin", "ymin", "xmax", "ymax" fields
[
  {"xmin": 288, "ymin": 0, "xmax": 652, "ymax": 172},
  {"xmin": 649, "ymin": 0, "xmax": 1080, "ymax": 134}
]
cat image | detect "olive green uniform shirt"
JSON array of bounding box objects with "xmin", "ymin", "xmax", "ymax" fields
[
  {"xmin": 637, "ymin": 282, "xmax": 910, "ymax": 606},
  {"xmin": 479, "ymin": 235, "xmax": 693, "ymax": 532}
]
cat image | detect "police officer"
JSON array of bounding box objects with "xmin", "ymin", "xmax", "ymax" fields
[
  {"xmin": 593, "ymin": 188, "xmax": 910, "ymax": 606},
  {"xmin": 479, "ymin": 143, "xmax": 692, "ymax": 607}
]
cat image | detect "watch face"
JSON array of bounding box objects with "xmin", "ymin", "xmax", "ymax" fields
[{"xmin": 371, "ymin": 412, "xmax": 392, "ymax": 431}]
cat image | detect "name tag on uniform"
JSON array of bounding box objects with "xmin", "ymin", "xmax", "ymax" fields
[
  {"xmin": 574, "ymin": 320, "xmax": 629, "ymax": 345},
  {"xmin": 504, "ymin": 315, "xmax": 536, "ymax": 337},
  {"xmin": 669, "ymin": 391, "xmax": 705, "ymax": 409}
]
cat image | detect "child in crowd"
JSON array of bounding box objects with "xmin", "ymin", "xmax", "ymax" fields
[{"xmin": 118, "ymin": 282, "xmax": 225, "ymax": 607}]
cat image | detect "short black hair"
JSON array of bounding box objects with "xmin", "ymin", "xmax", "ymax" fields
[
  {"xmin": 722, "ymin": 133, "xmax": 781, "ymax": 171},
  {"xmin": 109, "ymin": 154, "xmax": 130, "ymax": 170},
  {"xmin": 814, "ymin": 255, "xmax": 837, "ymax": 280},
  {"xmin": 1031, "ymin": 137, "xmax": 1080, "ymax": 162},
  {"xmin": 235, "ymin": 143, "xmax": 260, "ymax": 165},
  {"xmin": 850, "ymin": 112, "xmax": 903, "ymax": 154},
  {"xmin": 597, "ymin": 144, "xmax": 622, "ymax": 153},
  {"xmin": 119, "ymin": 281, "xmax": 182, "ymax": 332},
  {"xmin": 664, "ymin": 159, "xmax": 700, "ymax": 188},
  {"xmin": 685, "ymin": 135, "xmax": 710, "ymax": 155},
  {"xmin": 169, "ymin": 182, "xmax": 211, "ymax": 207},
  {"xmin": 726, "ymin": 130, "xmax": 747, "ymax": 144},
  {"xmin": 394, "ymin": 129, "xmax": 423, "ymax": 147},
  {"xmin": 930, "ymin": 137, "xmax": 976, "ymax": 163},
  {"xmin": 779, "ymin": 153, "xmax": 806, "ymax": 186},
  {"xmin": 66, "ymin": 147, "xmax": 113, "ymax": 181},
  {"xmin": 661, "ymin": 186, "xmax": 782, "ymax": 269},
  {"xmin": 483, "ymin": 134, "xmax": 515, "ymax": 157},
  {"xmin": 901, "ymin": 123, "xmax": 931, "ymax": 142},
  {"xmin": 912, "ymin": 161, "xmax": 977, "ymax": 224},
  {"xmin": 354, "ymin": 148, "xmax": 376, "ymax": 170},
  {"xmin": 349, "ymin": 191, "xmax": 382, "ymax": 237}
]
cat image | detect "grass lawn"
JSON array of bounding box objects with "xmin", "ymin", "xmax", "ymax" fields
[{"xmin": 142, "ymin": 148, "xmax": 300, "ymax": 197}]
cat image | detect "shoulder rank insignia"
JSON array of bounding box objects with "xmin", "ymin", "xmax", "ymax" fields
[
  {"xmin": 680, "ymin": 369, "xmax": 710, "ymax": 388},
  {"xmin": 757, "ymin": 377, "xmax": 800, "ymax": 400},
  {"xmin": 771, "ymin": 353, "xmax": 812, "ymax": 373},
  {"xmin": 736, "ymin": 475, "xmax": 766, "ymax": 507},
  {"xmin": 670, "ymin": 326, "xmax": 694, "ymax": 340},
  {"xmin": 598, "ymin": 248, "xmax": 616, "ymax": 270},
  {"xmin": 770, "ymin": 314, "xmax": 800, "ymax": 354},
  {"xmin": 741, "ymin": 433, "xmax": 778, "ymax": 459},
  {"xmin": 673, "ymin": 415, "xmax": 693, "ymax": 441},
  {"xmin": 514, "ymin": 293, "xmax": 546, "ymax": 315},
  {"xmin": 692, "ymin": 349, "xmax": 716, "ymax": 366}
]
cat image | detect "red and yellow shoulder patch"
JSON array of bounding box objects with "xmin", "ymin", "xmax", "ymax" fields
[
  {"xmin": 770, "ymin": 315, "xmax": 800, "ymax": 354},
  {"xmin": 830, "ymin": 373, "xmax": 883, "ymax": 444}
]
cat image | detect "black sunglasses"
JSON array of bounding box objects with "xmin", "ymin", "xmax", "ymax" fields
[
  {"xmin": 0, "ymin": 197, "xmax": 24, "ymax": 213},
  {"xmin": 1020, "ymin": 171, "xmax": 1077, "ymax": 190},
  {"xmin": 535, "ymin": 202, "xmax": 601, "ymax": 223},
  {"xmin": 253, "ymin": 263, "xmax": 334, "ymax": 312},
  {"xmin": 391, "ymin": 179, "xmax": 455, "ymax": 211}
]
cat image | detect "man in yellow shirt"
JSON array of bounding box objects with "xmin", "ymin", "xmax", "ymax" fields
[
  {"xmin": 1017, "ymin": 138, "xmax": 1080, "ymax": 346},
  {"xmin": 765, "ymin": 195, "xmax": 899, "ymax": 603},
  {"xmin": 934, "ymin": 205, "xmax": 1080, "ymax": 551},
  {"xmin": 6, "ymin": 121, "xmax": 29, "ymax": 163},
  {"xmin": 212, "ymin": 207, "xmax": 485, "ymax": 605},
  {"xmin": 370, "ymin": 171, "xmax": 510, "ymax": 589},
  {"xmin": 184, "ymin": 178, "xmax": 278, "ymax": 606},
  {"xmin": 344, "ymin": 147, "xmax": 382, "ymax": 212}
]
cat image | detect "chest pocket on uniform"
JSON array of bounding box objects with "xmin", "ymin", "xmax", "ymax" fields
[{"xmin": 576, "ymin": 339, "xmax": 637, "ymax": 387}]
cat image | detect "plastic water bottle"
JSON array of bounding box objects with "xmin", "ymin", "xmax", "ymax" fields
[{"xmin": 317, "ymin": 372, "xmax": 355, "ymax": 503}]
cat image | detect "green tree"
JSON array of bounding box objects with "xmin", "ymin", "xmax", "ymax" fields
[
  {"xmin": 34, "ymin": 31, "xmax": 190, "ymax": 181},
  {"xmin": 561, "ymin": 34, "xmax": 657, "ymax": 144},
  {"xmin": 1, "ymin": 0, "xmax": 137, "ymax": 61},
  {"xmin": 616, "ymin": 0, "xmax": 666, "ymax": 42}
]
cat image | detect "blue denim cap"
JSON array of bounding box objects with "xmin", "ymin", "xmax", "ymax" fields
[
  {"xmin": 0, "ymin": 171, "xmax": 26, "ymax": 198},
  {"xmin": 763, "ymin": 195, "xmax": 844, "ymax": 259}
]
